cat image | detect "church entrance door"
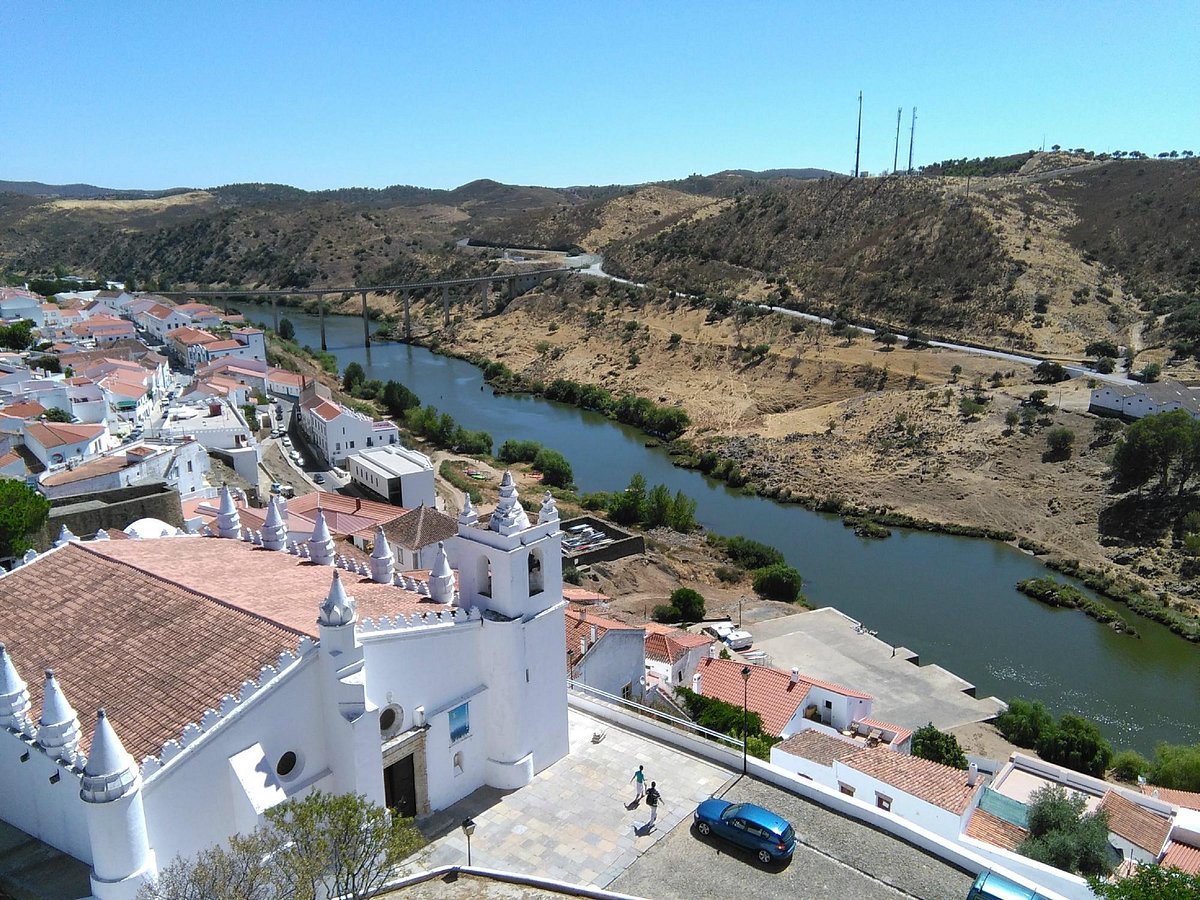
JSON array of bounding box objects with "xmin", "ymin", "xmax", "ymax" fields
[{"xmin": 383, "ymin": 754, "xmax": 417, "ymax": 817}]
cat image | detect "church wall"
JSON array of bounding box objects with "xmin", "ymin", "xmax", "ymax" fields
[
  {"xmin": 0, "ymin": 729, "xmax": 93, "ymax": 865},
  {"xmin": 141, "ymin": 659, "xmax": 331, "ymax": 868}
]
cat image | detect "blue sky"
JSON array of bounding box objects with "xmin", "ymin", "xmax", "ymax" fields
[{"xmin": 2, "ymin": 1, "xmax": 1196, "ymax": 190}]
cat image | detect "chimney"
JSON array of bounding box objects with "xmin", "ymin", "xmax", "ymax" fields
[
  {"xmin": 579, "ymin": 638, "xmax": 587, "ymax": 657},
  {"xmin": 691, "ymin": 672, "xmax": 702, "ymax": 693},
  {"xmin": 355, "ymin": 497, "xmax": 362, "ymax": 511},
  {"xmin": 589, "ymin": 625, "xmax": 597, "ymax": 644},
  {"xmin": 790, "ymin": 667, "xmax": 800, "ymax": 684},
  {"xmin": 967, "ymin": 763, "xmax": 979, "ymax": 787},
  {"xmin": 708, "ymin": 644, "xmax": 718, "ymax": 659}
]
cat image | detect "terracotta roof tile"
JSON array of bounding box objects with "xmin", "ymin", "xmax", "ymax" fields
[
  {"xmin": 965, "ymin": 808, "xmax": 1028, "ymax": 851},
  {"xmin": 562, "ymin": 587, "xmax": 611, "ymax": 604},
  {"xmin": 854, "ymin": 717, "xmax": 913, "ymax": 745},
  {"xmin": 776, "ymin": 728, "xmax": 861, "ymax": 766},
  {"xmin": 693, "ymin": 657, "xmax": 811, "ymax": 736},
  {"xmin": 843, "ymin": 746, "xmax": 983, "ymax": 814},
  {"xmin": 643, "ymin": 625, "xmax": 714, "ymax": 664},
  {"xmin": 378, "ymin": 505, "xmax": 457, "ymax": 549},
  {"xmin": 1099, "ymin": 790, "xmax": 1171, "ymax": 854},
  {"xmin": 0, "ymin": 400, "xmax": 48, "ymax": 419},
  {"xmin": 25, "ymin": 421, "xmax": 106, "ymax": 448},
  {"xmin": 1139, "ymin": 784, "xmax": 1200, "ymax": 811},
  {"xmin": 565, "ymin": 609, "xmax": 641, "ymax": 669},
  {"xmin": 309, "ymin": 400, "xmax": 345, "ymax": 422},
  {"xmin": 1161, "ymin": 839, "xmax": 1200, "ymax": 876}
]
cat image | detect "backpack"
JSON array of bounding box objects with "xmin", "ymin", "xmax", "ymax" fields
[{"xmin": 646, "ymin": 787, "xmax": 660, "ymax": 806}]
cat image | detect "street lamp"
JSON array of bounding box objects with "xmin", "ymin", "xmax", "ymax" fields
[
  {"xmin": 741, "ymin": 665, "xmax": 752, "ymax": 775},
  {"xmin": 738, "ymin": 595, "xmax": 745, "ymax": 628},
  {"xmin": 461, "ymin": 817, "xmax": 475, "ymax": 866}
]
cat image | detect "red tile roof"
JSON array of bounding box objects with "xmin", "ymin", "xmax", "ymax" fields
[
  {"xmin": 1160, "ymin": 839, "xmax": 1200, "ymax": 876},
  {"xmin": 964, "ymin": 809, "xmax": 1028, "ymax": 851},
  {"xmin": 693, "ymin": 657, "xmax": 811, "ymax": 736},
  {"xmin": 203, "ymin": 340, "xmax": 243, "ymax": 352},
  {"xmin": 566, "ymin": 609, "xmax": 641, "ymax": 669},
  {"xmin": 775, "ymin": 728, "xmax": 860, "ymax": 766},
  {"xmin": 375, "ymin": 505, "xmax": 457, "ymax": 550},
  {"xmin": 268, "ymin": 368, "xmax": 305, "ymax": 387},
  {"xmin": 843, "ymin": 746, "xmax": 983, "ymax": 814},
  {"xmin": 168, "ymin": 327, "xmax": 219, "ymax": 346},
  {"xmin": 0, "ymin": 400, "xmax": 47, "ymax": 419},
  {"xmin": 24, "ymin": 421, "xmax": 106, "ymax": 449},
  {"xmin": 643, "ymin": 624, "xmax": 714, "ymax": 664},
  {"xmin": 308, "ymin": 400, "xmax": 345, "ymax": 422},
  {"xmin": 1139, "ymin": 784, "xmax": 1200, "ymax": 812},
  {"xmin": 562, "ymin": 587, "xmax": 611, "ymax": 605},
  {"xmin": 854, "ymin": 717, "xmax": 914, "ymax": 746},
  {"xmin": 1099, "ymin": 790, "xmax": 1171, "ymax": 854}
]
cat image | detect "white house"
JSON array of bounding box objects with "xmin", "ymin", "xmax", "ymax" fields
[
  {"xmin": 22, "ymin": 420, "xmax": 111, "ymax": 468},
  {"xmin": 38, "ymin": 439, "xmax": 209, "ymax": 501},
  {"xmin": 298, "ymin": 381, "xmax": 400, "ymax": 466},
  {"xmin": 0, "ymin": 475, "xmax": 570, "ymax": 899},
  {"xmin": 643, "ymin": 623, "xmax": 715, "ymax": 688},
  {"xmin": 348, "ymin": 444, "xmax": 436, "ymax": 508},
  {"xmin": 1089, "ymin": 380, "xmax": 1200, "ymax": 420},
  {"xmin": 0, "ymin": 288, "xmax": 42, "ymax": 322},
  {"xmin": 566, "ymin": 609, "xmax": 646, "ymax": 702}
]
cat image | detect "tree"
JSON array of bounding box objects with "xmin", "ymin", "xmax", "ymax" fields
[
  {"xmin": 752, "ymin": 563, "xmax": 804, "ymax": 602},
  {"xmin": 342, "ymin": 362, "xmax": 366, "ymax": 394},
  {"xmin": 1004, "ymin": 409, "xmax": 1020, "ymax": 432},
  {"xmin": 1111, "ymin": 410, "xmax": 1200, "ymax": 495},
  {"xmin": 42, "ymin": 407, "xmax": 72, "ymax": 422},
  {"xmin": 1090, "ymin": 863, "xmax": 1200, "ymax": 898},
  {"xmin": 608, "ymin": 473, "xmax": 646, "ymax": 526},
  {"xmin": 1034, "ymin": 361, "xmax": 1070, "ymax": 384},
  {"xmin": 1095, "ymin": 356, "xmax": 1116, "ymax": 374},
  {"xmin": 265, "ymin": 790, "xmax": 424, "ymax": 900},
  {"xmin": 1020, "ymin": 784, "xmax": 1113, "ymax": 877},
  {"xmin": 1035, "ymin": 714, "xmax": 1113, "ymax": 777},
  {"xmin": 1086, "ymin": 339, "xmax": 1120, "ymax": 359},
  {"xmin": 876, "ymin": 332, "xmax": 898, "ymax": 350},
  {"xmin": 1147, "ymin": 742, "xmax": 1200, "ymax": 791},
  {"xmin": 531, "ymin": 448, "xmax": 572, "ymax": 488},
  {"xmin": 950, "ymin": 364, "xmax": 963, "ymax": 382},
  {"xmin": 669, "ymin": 587, "xmax": 706, "ymax": 622},
  {"xmin": 651, "ymin": 604, "xmax": 682, "ymax": 624},
  {"xmin": 277, "ymin": 317, "xmax": 296, "ymax": 341},
  {"xmin": 666, "ymin": 490, "xmax": 698, "ymax": 533},
  {"xmin": 0, "ymin": 480, "xmax": 50, "ymax": 562},
  {"xmin": 642, "ymin": 483, "xmax": 673, "ymax": 528},
  {"xmin": 1137, "ymin": 362, "xmax": 1162, "ymax": 383},
  {"xmin": 0, "ymin": 320, "xmax": 34, "ymax": 351},
  {"xmin": 995, "ymin": 698, "xmax": 1054, "ymax": 747},
  {"xmin": 139, "ymin": 790, "xmax": 423, "ymax": 900},
  {"xmin": 1109, "ymin": 749, "xmax": 1150, "ymax": 782},
  {"xmin": 381, "ymin": 380, "xmax": 420, "ymax": 417},
  {"xmin": 911, "ymin": 723, "xmax": 968, "ymax": 769},
  {"xmin": 1046, "ymin": 427, "xmax": 1075, "ymax": 460}
]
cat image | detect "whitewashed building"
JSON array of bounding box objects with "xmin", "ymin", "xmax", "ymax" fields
[
  {"xmin": 22, "ymin": 421, "xmax": 111, "ymax": 468},
  {"xmin": 1089, "ymin": 380, "xmax": 1200, "ymax": 420},
  {"xmin": 565, "ymin": 609, "xmax": 646, "ymax": 701},
  {"xmin": 298, "ymin": 381, "xmax": 400, "ymax": 466},
  {"xmin": 348, "ymin": 444, "xmax": 436, "ymax": 508},
  {"xmin": 0, "ymin": 476, "xmax": 569, "ymax": 899},
  {"xmin": 37, "ymin": 439, "xmax": 209, "ymax": 501}
]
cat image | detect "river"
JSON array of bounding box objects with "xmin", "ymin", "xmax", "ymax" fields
[{"xmin": 237, "ymin": 303, "xmax": 1198, "ymax": 754}]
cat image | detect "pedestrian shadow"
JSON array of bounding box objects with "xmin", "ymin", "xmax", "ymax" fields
[
  {"xmin": 625, "ymin": 798, "xmax": 642, "ymax": 810},
  {"xmin": 633, "ymin": 822, "xmax": 657, "ymax": 837}
]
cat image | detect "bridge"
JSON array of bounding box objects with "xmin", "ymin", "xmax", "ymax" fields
[{"xmin": 162, "ymin": 268, "xmax": 572, "ymax": 348}]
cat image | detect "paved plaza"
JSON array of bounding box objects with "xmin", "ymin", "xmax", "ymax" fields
[
  {"xmin": 411, "ymin": 709, "xmax": 733, "ymax": 888},
  {"xmin": 744, "ymin": 608, "xmax": 1005, "ymax": 730}
]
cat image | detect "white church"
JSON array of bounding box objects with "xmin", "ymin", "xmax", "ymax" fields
[{"xmin": 0, "ymin": 473, "xmax": 570, "ymax": 899}]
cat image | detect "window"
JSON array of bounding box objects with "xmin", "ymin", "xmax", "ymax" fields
[
  {"xmin": 875, "ymin": 793, "xmax": 892, "ymax": 812},
  {"xmin": 449, "ymin": 702, "xmax": 470, "ymax": 742},
  {"xmin": 838, "ymin": 782, "xmax": 855, "ymax": 797},
  {"xmin": 186, "ymin": 461, "xmax": 193, "ymax": 473},
  {"xmin": 621, "ymin": 682, "xmax": 633, "ymax": 701},
  {"xmin": 379, "ymin": 704, "xmax": 404, "ymax": 739},
  {"xmin": 276, "ymin": 751, "xmax": 300, "ymax": 779}
]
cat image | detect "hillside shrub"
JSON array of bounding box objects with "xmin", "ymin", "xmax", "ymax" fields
[
  {"xmin": 1035, "ymin": 714, "xmax": 1113, "ymax": 777},
  {"xmin": 995, "ymin": 698, "xmax": 1054, "ymax": 748},
  {"xmin": 911, "ymin": 723, "xmax": 968, "ymax": 769},
  {"xmin": 752, "ymin": 563, "xmax": 804, "ymax": 602},
  {"xmin": 532, "ymin": 448, "xmax": 572, "ymax": 487},
  {"xmin": 651, "ymin": 604, "xmax": 682, "ymax": 624}
]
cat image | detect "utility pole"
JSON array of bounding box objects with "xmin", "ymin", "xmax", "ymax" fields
[
  {"xmin": 854, "ymin": 91, "xmax": 863, "ymax": 178},
  {"xmin": 893, "ymin": 107, "xmax": 902, "ymax": 175},
  {"xmin": 907, "ymin": 107, "xmax": 917, "ymax": 174}
]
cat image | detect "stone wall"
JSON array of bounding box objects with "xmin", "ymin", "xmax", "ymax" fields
[{"xmin": 36, "ymin": 482, "xmax": 185, "ymax": 547}]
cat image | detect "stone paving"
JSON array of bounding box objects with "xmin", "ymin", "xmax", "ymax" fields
[{"xmin": 411, "ymin": 709, "xmax": 733, "ymax": 888}]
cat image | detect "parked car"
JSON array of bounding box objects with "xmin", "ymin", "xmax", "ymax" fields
[
  {"xmin": 693, "ymin": 799, "xmax": 795, "ymax": 864},
  {"xmin": 702, "ymin": 622, "xmax": 754, "ymax": 651},
  {"xmin": 313, "ymin": 473, "xmax": 326, "ymax": 484},
  {"xmin": 282, "ymin": 436, "xmax": 292, "ymax": 447},
  {"xmin": 270, "ymin": 482, "xmax": 282, "ymax": 494},
  {"xmin": 966, "ymin": 871, "xmax": 1050, "ymax": 900}
]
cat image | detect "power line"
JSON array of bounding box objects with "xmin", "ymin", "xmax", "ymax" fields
[
  {"xmin": 893, "ymin": 107, "xmax": 902, "ymax": 174},
  {"xmin": 854, "ymin": 91, "xmax": 863, "ymax": 178},
  {"xmin": 907, "ymin": 107, "xmax": 917, "ymax": 174}
]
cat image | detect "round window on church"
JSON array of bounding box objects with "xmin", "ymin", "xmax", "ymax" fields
[
  {"xmin": 380, "ymin": 704, "xmax": 404, "ymax": 739},
  {"xmin": 276, "ymin": 751, "xmax": 300, "ymax": 779}
]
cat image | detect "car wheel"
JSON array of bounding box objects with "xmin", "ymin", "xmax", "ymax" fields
[
  {"xmin": 697, "ymin": 821, "xmax": 711, "ymax": 836},
  {"xmin": 757, "ymin": 849, "xmax": 773, "ymax": 865}
]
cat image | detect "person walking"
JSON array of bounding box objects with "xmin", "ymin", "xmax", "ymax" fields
[
  {"xmin": 631, "ymin": 764, "xmax": 646, "ymax": 801},
  {"xmin": 645, "ymin": 781, "xmax": 661, "ymax": 828}
]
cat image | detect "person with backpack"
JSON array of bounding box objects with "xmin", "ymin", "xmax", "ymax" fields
[{"xmin": 645, "ymin": 781, "xmax": 662, "ymax": 827}]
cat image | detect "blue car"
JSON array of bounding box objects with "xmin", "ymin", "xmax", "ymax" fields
[{"xmin": 693, "ymin": 799, "xmax": 796, "ymax": 864}]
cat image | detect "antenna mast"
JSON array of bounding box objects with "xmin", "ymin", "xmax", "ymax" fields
[
  {"xmin": 907, "ymin": 107, "xmax": 917, "ymax": 174},
  {"xmin": 893, "ymin": 107, "xmax": 902, "ymax": 174},
  {"xmin": 854, "ymin": 91, "xmax": 863, "ymax": 178}
]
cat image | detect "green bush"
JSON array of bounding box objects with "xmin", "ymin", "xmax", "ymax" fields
[
  {"xmin": 532, "ymin": 448, "xmax": 572, "ymax": 487},
  {"xmin": 1020, "ymin": 785, "xmax": 1113, "ymax": 877},
  {"xmin": 1147, "ymin": 742, "xmax": 1200, "ymax": 791},
  {"xmin": 1109, "ymin": 749, "xmax": 1150, "ymax": 783},
  {"xmin": 497, "ymin": 439, "xmax": 542, "ymax": 463},
  {"xmin": 711, "ymin": 534, "xmax": 785, "ymax": 570},
  {"xmin": 911, "ymin": 723, "xmax": 968, "ymax": 769},
  {"xmin": 752, "ymin": 563, "xmax": 804, "ymax": 602},
  {"xmin": 995, "ymin": 698, "xmax": 1054, "ymax": 748},
  {"xmin": 1035, "ymin": 714, "xmax": 1113, "ymax": 777},
  {"xmin": 669, "ymin": 588, "xmax": 706, "ymax": 622},
  {"xmin": 651, "ymin": 604, "xmax": 682, "ymax": 624}
]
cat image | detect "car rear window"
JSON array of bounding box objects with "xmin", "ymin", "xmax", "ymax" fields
[{"xmin": 781, "ymin": 825, "xmax": 795, "ymax": 844}]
